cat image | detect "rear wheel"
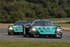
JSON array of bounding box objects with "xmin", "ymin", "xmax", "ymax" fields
[
  {"xmin": 23, "ymin": 34, "xmax": 27, "ymax": 37},
  {"xmin": 23, "ymin": 28, "xmax": 28, "ymax": 37},
  {"xmin": 23, "ymin": 31, "xmax": 26, "ymax": 37}
]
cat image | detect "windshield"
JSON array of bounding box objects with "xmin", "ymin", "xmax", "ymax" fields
[
  {"xmin": 32, "ymin": 21, "xmax": 53, "ymax": 26},
  {"xmin": 43, "ymin": 21, "xmax": 53, "ymax": 26},
  {"xmin": 32, "ymin": 21, "xmax": 43, "ymax": 26},
  {"xmin": 14, "ymin": 21, "xmax": 26, "ymax": 26},
  {"xmin": 26, "ymin": 20, "xmax": 34, "ymax": 24}
]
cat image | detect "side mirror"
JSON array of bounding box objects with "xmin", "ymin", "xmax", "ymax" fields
[{"xmin": 56, "ymin": 24, "xmax": 59, "ymax": 26}]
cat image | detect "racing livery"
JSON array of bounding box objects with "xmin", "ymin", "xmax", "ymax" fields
[
  {"xmin": 8, "ymin": 20, "xmax": 26, "ymax": 35},
  {"xmin": 23, "ymin": 20, "xmax": 62, "ymax": 38}
]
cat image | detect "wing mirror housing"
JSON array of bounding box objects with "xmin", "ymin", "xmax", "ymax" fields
[{"xmin": 56, "ymin": 24, "xmax": 59, "ymax": 26}]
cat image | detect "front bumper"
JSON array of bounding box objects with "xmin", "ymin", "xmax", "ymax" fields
[
  {"xmin": 29, "ymin": 31, "xmax": 56, "ymax": 35},
  {"xmin": 29, "ymin": 30, "xmax": 62, "ymax": 35}
]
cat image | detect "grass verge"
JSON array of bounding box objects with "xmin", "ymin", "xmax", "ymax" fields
[
  {"xmin": 0, "ymin": 41, "xmax": 70, "ymax": 47},
  {"xmin": 0, "ymin": 23, "xmax": 11, "ymax": 29},
  {"xmin": 46, "ymin": 18, "xmax": 70, "ymax": 21},
  {"xmin": 59, "ymin": 24, "xmax": 70, "ymax": 28}
]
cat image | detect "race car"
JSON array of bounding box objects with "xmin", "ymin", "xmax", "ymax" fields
[
  {"xmin": 8, "ymin": 20, "xmax": 27, "ymax": 35},
  {"xmin": 23, "ymin": 20, "xmax": 62, "ymax": 38}
]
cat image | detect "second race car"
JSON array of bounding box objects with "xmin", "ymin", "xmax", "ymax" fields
[{"xmin": 8, "ymin": 20, "xmax": 27, "ymax": 35}]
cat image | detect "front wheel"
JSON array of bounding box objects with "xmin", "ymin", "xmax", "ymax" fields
[
  {"xmin": 28, "ymin": 32, "xmax": 34, "ymax": 37},
  {"xmin": 55, "ymin": 33, "xmax": 62, "ymax": 39},
  {"xmin": 8, "ymin": 31, "xmax": 11, "ymax": 35},
  {"xmin": 8, "ymin": 31, "xmax": 14, "ymax": 35},
  {"xmin": 23, "ymin": 34, "xmax": 27, "ymax": 37}
]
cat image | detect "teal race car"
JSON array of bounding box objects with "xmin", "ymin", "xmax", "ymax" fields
[
  {"xmin": 8, "ymin": 20, "xmax": 27, "ymax": 35},
  {"xmin": 23, "ymin": 20, "xmax": 62, "ymax": 38}
]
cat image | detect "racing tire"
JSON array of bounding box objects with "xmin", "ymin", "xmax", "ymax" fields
[
  {"xmin": 8, "ymin": 31, "xmax": 14, "ymax": 35},
  {"xmin": 23, "ymin": 34, "xmax": 27, "ymax": 37},
  {"xmin": 55, "ymin": 33, "xmax": 62, "ymax": 39},
  {"xmin": 28, "ymin": 32, "xmax": 34, "ymax": 37},
  {"xmin": 39, "ymin": 35, "xmax": 47, "ymax": 38},
  {"xmin": 8, "ymin": 31, "xmax": 11, "ymax": 35}
]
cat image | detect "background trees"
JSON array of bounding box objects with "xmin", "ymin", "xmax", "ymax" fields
[{"xmin": 0, "ymin": 0, "xmax": 70, "ymax": 23}]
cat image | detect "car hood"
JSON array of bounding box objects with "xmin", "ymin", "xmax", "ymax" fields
[
  {"xmin": 34, "ymin": 26, "xmax": 56, "ymax": 34},
  {"xmin": 13, "ymin": 25, "xmax": 23, "ymax": 32}
]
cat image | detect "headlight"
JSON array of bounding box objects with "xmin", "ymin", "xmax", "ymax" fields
[
  {"xmin": 31, "ymin": 27, "xmax": 36, "ymax": 31},
  {"xmin": 56, "ymin": 27, "xmax": 62, "ymax": 32},
  {"xmin": 57, "ymin": 29, "xmax": 62, "ymax": 31},
  {"xmin": 8, "ymin": 26, "xmax": 13, "ymax": 30}
]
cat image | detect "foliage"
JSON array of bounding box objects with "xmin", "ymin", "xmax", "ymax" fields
[{"xmin": 0, "ymin": 0, "xmax": 70, "ymax": 23}]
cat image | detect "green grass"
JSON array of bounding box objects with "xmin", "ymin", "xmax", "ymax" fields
[
  {"xmin": 0, "ymin": 41, "xmax": 70, "ymax": 47},
  {"xmin": 59, "ymin": 24, "xmax": 70, "ymax": 28}
]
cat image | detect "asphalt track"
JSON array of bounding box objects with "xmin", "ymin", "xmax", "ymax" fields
[{"xmin": 0, "ymin": 28, "xmax": 70, "ymax": 42}]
